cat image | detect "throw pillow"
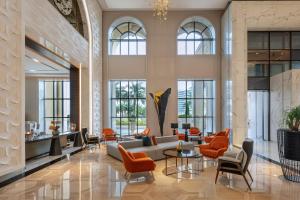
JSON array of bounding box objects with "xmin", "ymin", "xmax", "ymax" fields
[
  {"xmin": 151, "ymin": 136, "xmax": 157, "ymax": 145},
  {"xmin": 143, "ymin": 136, "xmax": 152, "ymax": 146}
]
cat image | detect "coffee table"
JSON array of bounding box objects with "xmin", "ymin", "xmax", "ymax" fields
[{"xmin": 163, "ymin": 149, "xmax": 204, "ymax": 176}]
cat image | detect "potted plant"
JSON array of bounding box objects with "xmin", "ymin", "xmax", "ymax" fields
[{"xmin": 282, "ymin": 106, "xmax": 300, "ymax": 161}]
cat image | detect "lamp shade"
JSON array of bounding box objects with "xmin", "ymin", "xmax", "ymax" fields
[
  {"xmin": 182, "ymin": 123, "xmax": 190, "ymax": 130},
  {"xmin": 171, "ymin": 123, "xmax": 178, "ymax": 129}
]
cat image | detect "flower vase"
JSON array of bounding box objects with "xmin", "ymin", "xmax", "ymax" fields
[{"xmin": 52, "ymin": 130, "xmax": 59, "ymax": 136}]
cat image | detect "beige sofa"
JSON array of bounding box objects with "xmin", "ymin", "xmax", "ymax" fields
[{"xmin": 107, "ymin": 135, "xmax": 194, "ymax": 161}]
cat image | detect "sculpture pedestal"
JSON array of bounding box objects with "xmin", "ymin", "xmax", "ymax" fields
[{"xmin": 49, "ymin": 136, "xmax": 62, "ymax": 156}]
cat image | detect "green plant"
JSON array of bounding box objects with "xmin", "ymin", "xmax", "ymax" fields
[{"xmin": 285, "ymin": 106, "xmax": 300, "ymax": 131}]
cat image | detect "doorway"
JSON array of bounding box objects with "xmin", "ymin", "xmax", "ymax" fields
[{"xmin": 247, "ymin": 90, "xmax": 269, "ymax": 141}]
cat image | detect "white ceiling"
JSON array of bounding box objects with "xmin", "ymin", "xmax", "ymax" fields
[
  {"xmin": 98, "ymin": 0, "xmax": 229, "ymax": 10},
  {"xmin": 25, "ymin": 48, "xmax": 69, "ymax": 77}
]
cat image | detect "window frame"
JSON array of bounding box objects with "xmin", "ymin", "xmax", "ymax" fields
[
  {"xmin": 39, "ymin": 80, "xmax": 70, "ymax": 133},
  {"xmin": 109, "ymin": 21, "xmax": 146, "ymax": 55},
  {"xmin": 177, "ymin": 80, "xmax": 215, "ymax": 133},
  {"xmin": 109, "ymin": 80, "xmax": 147, "ymax": 136},
  {"xmin": 177, "ymin": 19, "xmax": 215, "ymax": 55}
]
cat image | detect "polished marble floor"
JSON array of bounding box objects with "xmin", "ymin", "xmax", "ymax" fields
[
  {"xmin": 0, "ymin": 146, "xmax": 300, "ymax": 200},
  {"xmin": 253, "ymin": 139, "xmax": 279, "ymax": 163}
]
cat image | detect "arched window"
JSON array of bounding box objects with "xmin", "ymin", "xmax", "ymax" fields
[
  {"xmin": 177, "ymin": 17, "xmax": 215, "ymax": 55},
  {"xmin": 108, "ymin": 17, "xmax": 146, "ymax": 55}
]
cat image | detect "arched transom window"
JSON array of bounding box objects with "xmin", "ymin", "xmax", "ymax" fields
[
  {"xmin": 177, "ymin": 17, "xmax": 215, "ymax": 55},
  {"xmin": 109, "ymin": 17, "xmax": 146, "ymax": 55}
]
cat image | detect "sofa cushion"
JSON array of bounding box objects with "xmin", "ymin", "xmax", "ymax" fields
[
  {"xmin": 107, "ymin": 137, "xmax": 194, "ymax": 161},
  {"xmin": 143, "ymin": 136, "xmax": 152, "ymax": 146},
  {"xmin": 151, "ymin": 136, "xmax": 157, "ymax": 145},
  {"xmin": 156, "ymin": 135, "xmax": 177, "ymax": 144},
  {"xmin": 120, "ymin": 140, "xmax": 143, "ymax": 149}
]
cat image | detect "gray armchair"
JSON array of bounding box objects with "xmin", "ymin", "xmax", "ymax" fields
[{"xmin": 215, "ymin": 138, "xmax": 254, "ymax": 190}]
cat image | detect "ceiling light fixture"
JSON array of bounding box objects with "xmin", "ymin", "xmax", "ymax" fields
[{"xmin": 153, "ymin": 0, "xmax": 169, "ymax": 21}]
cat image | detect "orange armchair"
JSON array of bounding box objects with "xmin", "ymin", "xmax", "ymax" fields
[
  {"xmin": 176, "ymin": 130, "xmax": 185, "ymax": 141},
  {"xmin": 102, "ymin": 128, "xmax": 117, "ymax": 143},
  {"xmin": 204, "ymin": 128, "xmax": 230, "ymax": 143},
  {"xmin": 118, "ymin": 145, "xmax": 156, "ymax": 180},
  {"xmin": 199, "ymin": 136, "xmax": 229, "ymax": 159},
  {"xmin": 189, "ymin": 127, "xmax": 201, "ymax": 136}
]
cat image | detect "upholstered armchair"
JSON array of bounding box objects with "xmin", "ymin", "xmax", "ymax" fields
[
  {"xmin": 82, "ymin": 128, "xmax": 100, "ymax": 148},
  {"xmin": 188, "ymin": 127, "xmax": 201, "ymax": 142},
  {"xmin": 199, "ymin": 136, "xmax": 229, "ymax": 159},
  {"xmin": 215, "ymin": 138, "xmax": 254, "ymax": 190},
  {"xmin": 204, "ymin": 128, "xmax": 230, "ymax": 143},
  {"xmin": 102, "ymin": 128, "xmax": 117, "ymax": 143},
  {"xmin": 176, "ymin": 129, "xmax": 185, "ymax": 141},
  {"xmin": 189, "ymin": 127, "xmax": 201, "ymax": 136},
  {"xmin": 118, "ymin": 145, "xmax": 156, "ymax": 180}
]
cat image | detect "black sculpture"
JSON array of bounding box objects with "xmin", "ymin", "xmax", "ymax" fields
[{"xmin": 149, "ymin": 88, "xmax": 171, "ymax": 136}]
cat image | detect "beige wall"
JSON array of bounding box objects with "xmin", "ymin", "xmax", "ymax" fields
[
  {"xmin": 0, "ymin": 0, "xmax": 103, "ymax": 178},
  {"xmin": 87, "ymin": 0, "xmax": 103, "ymax": 134},
  {"xmin": 222, "ymin": 1, "xmax": 300, "ymax": 146},
  {"xmin": 24, "ymin": 0, "xmax": 103, "ymax": 134},
  {"xmin": 221, "ymin": 6, "xmax": 232, "ymax": 132},
  {"xmin": 24, "ymin": 0, "xmax": 89, "ymax": 68},
  {"xmin": 103, "ymin": 11, "xmax": 222, "ymax": 135},
  {"xmin": 25, "ymin": 78, "xmax": 39, "ymax": 122},
  {"xmin": 0, "ymin": 0, "xmax": 25, "ymax": 176},
  {"xmin": 270, "ymin": 69, "xmax": 300, "ymax": 141}
]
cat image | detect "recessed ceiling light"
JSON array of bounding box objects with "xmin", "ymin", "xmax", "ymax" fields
[{"xmin": 32, "ymin": 58, "xmax": 39, "ymax": 63}]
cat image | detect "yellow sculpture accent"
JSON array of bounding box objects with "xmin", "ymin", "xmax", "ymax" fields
[{"xmin": 154, "ymin": 91, "xmax": 163, "ymax": 105}]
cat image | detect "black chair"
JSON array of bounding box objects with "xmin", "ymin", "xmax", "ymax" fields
[
  {"xmin": 82, "ymin": 128, "xmax": 100, "ymax": 148},
  {"xmin": 215, "ymin": 138, "xmax": 254, "ymax": 190}
]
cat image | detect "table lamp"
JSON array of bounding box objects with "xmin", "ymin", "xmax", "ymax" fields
[
  {"xmin": 171, "ymin": 123, "xmax": 178, "ymax": 135},
  {"xmin": 182, "ymin": 123, "xmax": 190, "ymax": 142}
]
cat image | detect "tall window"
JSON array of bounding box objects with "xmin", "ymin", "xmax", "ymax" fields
[
  {"xmin": 177, "ymin": 17, "xmax": 215, "ymax": 55},
  {"xmin": 110, "ymin": 80, "xmax": 146, "ymax": 135},
  {"xmin": 177, "ymin": 80, "xmax": 215, "ymax": 133},
  {"xmin": 39, "ymin": 80, "xmax": 70, "ymax": 134},
  {"xmin": 108, "ymin": 18, "xmax": 146, "ymax": 55}
]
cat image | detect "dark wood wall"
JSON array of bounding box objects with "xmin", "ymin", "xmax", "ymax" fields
[{"xmin": 70, "ymin": 66, "xmax": 80, "ymax": 131}]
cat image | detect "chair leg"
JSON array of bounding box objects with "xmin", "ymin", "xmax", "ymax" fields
[
  {"xmin": 215, "ymin": 169, "xmax": 220, "ymax": 184},
  {"xmin": 124, "ymin": 171, "xmax": 128, "ymax": 178},
  {"xmin": 150, "ymin": 171, "xmax": 155, "ymax": 180},
  {"xmin": 127, "ymin": 173, "xmax": 131, "ymax": 182},
  {"xmin": 242, "ymin": 173, "xmax": 252, "ymax": 191},
  {"xmin": 247, "ymin": 169, "xmax": 253, "ymax": 182}
]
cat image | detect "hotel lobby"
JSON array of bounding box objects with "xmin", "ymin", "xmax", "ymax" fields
[{"xmin": 1, "ymin": 0, "xmax": 300, "ymax": 199}]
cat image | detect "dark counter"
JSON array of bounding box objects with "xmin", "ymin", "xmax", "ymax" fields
[{"xmin": 25, "ymin": 131, "xmax": 81, "ymax": 160}]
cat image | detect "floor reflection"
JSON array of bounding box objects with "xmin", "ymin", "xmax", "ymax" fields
[{"xmin": 0, "ymin": 146, "xmax": 300, "ymax": 200}]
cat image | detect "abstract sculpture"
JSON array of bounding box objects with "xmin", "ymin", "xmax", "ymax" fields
[{"xmin": 149, "ymin": 88, "xmax": 171, "ymax": 136}]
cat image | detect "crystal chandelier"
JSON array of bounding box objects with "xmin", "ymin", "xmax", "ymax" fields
[{"xmin": 153, "ymin": 0, "xmax": 169, "ymax": 21}]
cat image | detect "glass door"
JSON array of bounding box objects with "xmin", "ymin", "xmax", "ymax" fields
[{"xmin": 247, "ymin": 91, "xmax": 269, "ymax": 141}]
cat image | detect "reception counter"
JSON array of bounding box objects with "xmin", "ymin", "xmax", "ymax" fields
[{"xmin": 25, "ymin": 131, "xmax": 82, "ymax": 160}]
